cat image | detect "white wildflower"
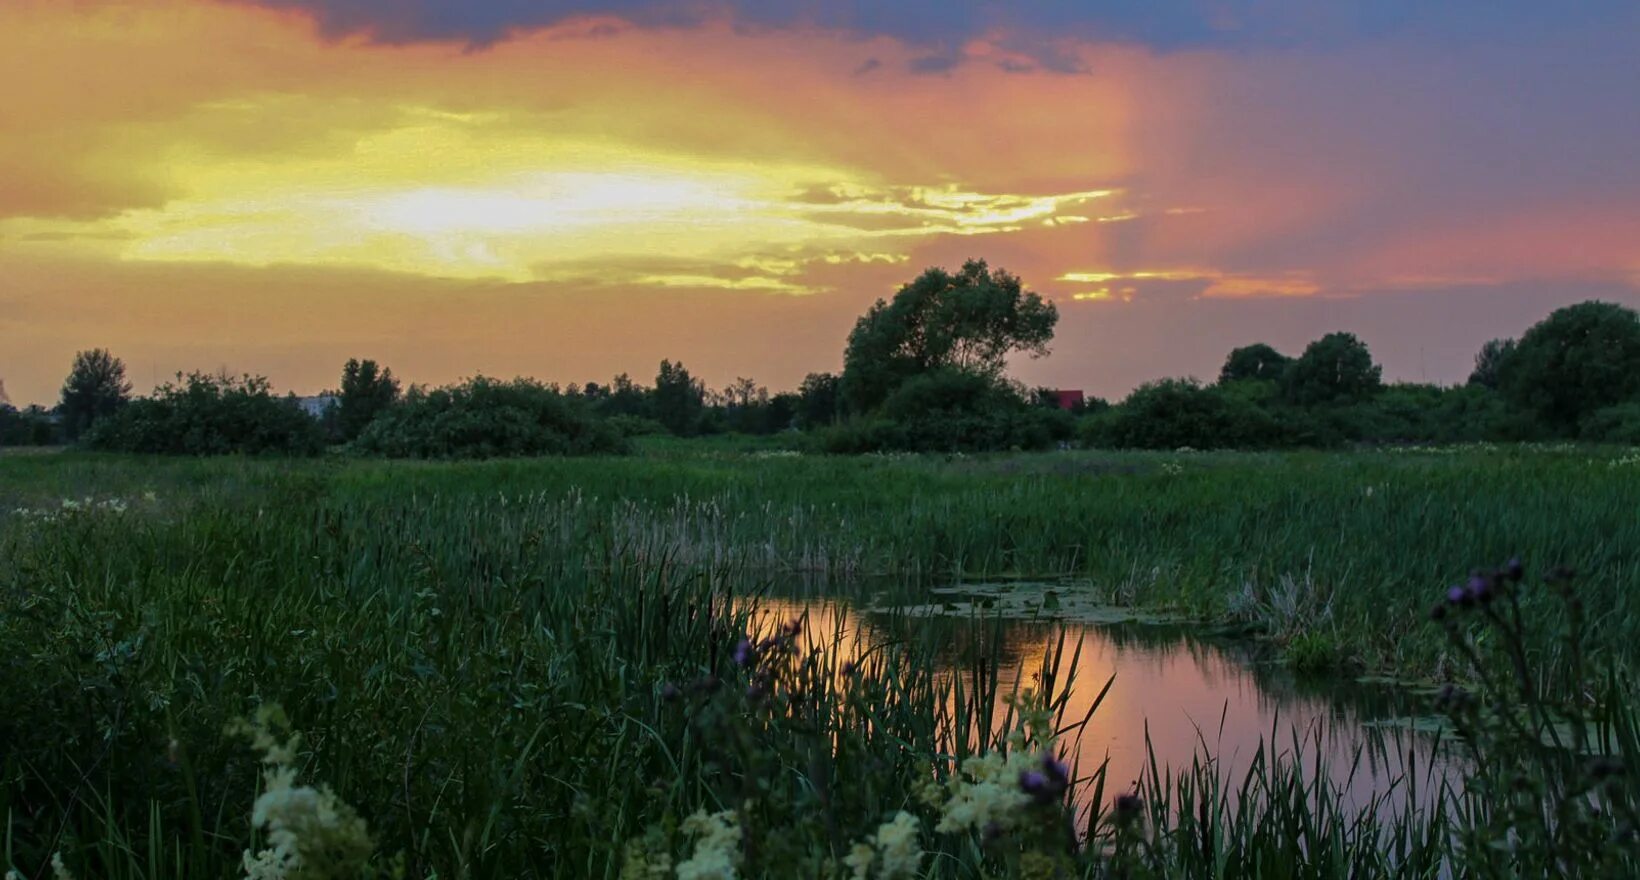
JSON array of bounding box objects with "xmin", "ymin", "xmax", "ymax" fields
[
  {"xmin": 935, "ymin": 750, "xmax": 1035, "ymax": 834},
  {"xmin": 871, "ymin": 812, "xmax": 923, "ymax": 879},
  {"xmin": 676, "ymin": 809, "xmax": 741, "ymax": 880},
  {"xmin": 229, "ymin": 704, "xmax": 373, "ymax": 880},
  {"xmin": 50, "ymin": 853, "xmax": 73, "ymax": 880},
  {"xmin": 620, "ymin": 837, "xmax": 672, "ymax": 880},
  {"xmin": 843, "ymin": 842, "xmax": 874, "ymax": 880}
]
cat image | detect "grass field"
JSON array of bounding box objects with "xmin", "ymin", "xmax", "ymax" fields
[{"xmin": 3, "ymin": 444, "xmax": 1637, "ymax": 877}]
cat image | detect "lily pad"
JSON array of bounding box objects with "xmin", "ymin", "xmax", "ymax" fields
[
  {"xmin": 877, "ymin": 581, "xmax": 1184, "ymax": 625},
  {"xmin": 1362, "ymin": 715, "xmax": 1455, "ymax": 735}
]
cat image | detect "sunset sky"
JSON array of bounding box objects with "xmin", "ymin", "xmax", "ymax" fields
[{"xmin": 4, "ymin": 0, "xmax": 1639, "ymax": 405}]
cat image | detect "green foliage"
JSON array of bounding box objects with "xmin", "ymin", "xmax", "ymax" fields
[
  {"xmin": 335, "ymin": 358, "xmax": 400, "ymax": 442},
  {"xmin": 652, "ymin": 359, "xmax": 706, "ymax": 436},
  {"xmin": 82, "ymin": 372, "xmax": 325, "ymax": 455},
  {"xmin": 58, "ymin": 348, "xmax": 131, "ymax": 440},
  {"xmin": 1500, "ymin": 300, "xmax": 1640, "ymax": 432},
  {"xmin": 0, "ymin": 405, "xmax": 60, "ymax": 447},
  {"xmin": 351, "ymin": 376, "xmax": 626, "ymax": 459},
  {"xmin": 718, "ymin": 378, "xmax": 796, "ymax": 435},
  {"xmin": 578, "ymin": 373, "xmax": 651, "ymax": 419},
  {"xmin": 606, "ymin": 413, "xmax": 668, "ymax": 437},
  {"xmin": 4, "ymin": 454, "xmax": 1638, "ymax": 877},
  {"xmin": 1093, "ymin": 378, "xmax": 1294, "ymax": 449},
  {"xmin": 1218, "ymin": 342, "xmax": 1291, "ymax": 384},
  {"xmin": 1467, "ymin": 338, "xmax": 1517, "ymax": 390},
  {"xmin": 1429, "ymin": 563, "xmax": 1640, "ymax": 876},
  {"xmin": 821, "ymin": 370, "xmax": 1070, "ymax": 453},
  {"xmin": 1580, "ymin": 401, "xmax": 1640, "ymax": 444},
  {"xmin": 1281, "ymin": 332, "xmax": 1383, "ymax": 406},
  {"xmin": 796, "ymin": 372, "xmax": 842, "ymax": 429},
  {"xmin": 841, "ymin": 260, "xmax": 1057, "ymax": 413}
]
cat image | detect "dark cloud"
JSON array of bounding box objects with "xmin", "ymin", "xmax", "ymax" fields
[
  {"xmin": 906, "ymin": 53, "xmax": 961, "ymax": 75},
  {"xmin": 231, "ymin": 0, "xmax": 1640, "ymax": 55}
]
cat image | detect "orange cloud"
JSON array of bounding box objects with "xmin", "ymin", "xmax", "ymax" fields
[{"xmin": 2, "ymin": 0, "xmax": 1638, "ymax": 405}]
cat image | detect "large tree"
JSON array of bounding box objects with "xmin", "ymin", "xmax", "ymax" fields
[
  {"xmin": 841, "ymin": 259, "xmax": 1057, "ymax": 413},
  {"xmin": 59, "ymin": 348, "xmax": 131, "ymax": 439},
  {"xmin": 336, "ymin": 358, "xmax": 401, "ymax": 442},
  {"xmin": 796, "ymin": 372, "xmax": 842, "ymax": 428},
  {"xmin": 1499, "ymin": 301, "xmax": 1640, "ymax": 430},
  {"xmin": 1218, "ymin": 343, "xmax": 1291, "ymax": 384},
  {"xmin": 1467, "ymin": 338, "xmax": 1517, "ymax": 390},
  {"xmin": 1281, "ymin": 332, "xmax": 1382, "ymax": 406},
  {"xmin": 652, "ymin": 360, "xmax": 705, "ymax": 436}
]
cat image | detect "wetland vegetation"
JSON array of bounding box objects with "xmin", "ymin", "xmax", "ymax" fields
[{"xmin": 3, "ymin": 445, "xmax": 1637, "ymax": 877}]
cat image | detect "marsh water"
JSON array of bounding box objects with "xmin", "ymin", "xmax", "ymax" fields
[{"xmin": 746, "ymin": 583, "xmax": 1459, "ymax": 822}]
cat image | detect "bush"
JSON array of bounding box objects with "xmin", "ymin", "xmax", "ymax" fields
[
  {"xmin": 351, "ymin": 377, "xmax": 627, "ymax": 459},
  {"xmin": 1580, "ymin": 401, "xmax": 1640, "ymax": 444},
  {"xmin": 1499, "ymin": 300, "xmax": 1640, "ymax": 433},
  {"xmin": 83, "ymin": 372, "xmax": 325, "ymax": 456},
  {"xmin": 813, "ymin": 372, "xmax": 1070, "ymax": 454},
  {"xmin": 0, "ymin": 405, "xmax": 61, "ymax": 446},
  {"xmin": 606, "ymin": 414, "xmax": 668, "ymax": 438},
  {"xmin": 1093, "ymin": 379, "xmax": 1300, "ymax": 450}
]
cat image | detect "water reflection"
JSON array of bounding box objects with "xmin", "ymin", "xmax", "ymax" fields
[{"xmin": 744, "ymin": 589, "xmax": 1458, "ymax": 823}]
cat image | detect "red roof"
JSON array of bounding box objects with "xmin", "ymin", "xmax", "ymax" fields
[{"xmin": 1053, "ymin": 389, "xmax": 1085, "ymax": 410}]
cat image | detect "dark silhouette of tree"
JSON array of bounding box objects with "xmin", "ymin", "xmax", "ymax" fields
[
  {"xmin": 1281, "ymin": 332, "xmax": 1382, "ymax": 406},
  {"xmin": 59, "ymin": 348, "xmax": 131, "ymax": 439},
  {"xmin": 1499, "ymin": 301, "xmax": 1640, "ymax": 430},
  {"xmin": 1219, "ymin": 343, "xmax": 1291, "ymax": 384},
  {"xmin": 605, "ymin": 373, "xmax": 649, "ymax": 417},
  {"xmin": 796, "ymin": 372, "xmax": 842, "ymax": 428},
  {"xmin": 336, "ymin": 358, "xmax": 400, "ymax": 441},
  {"xmin": 1466, "ymin": 338, "xmax": 1517, "ymax": 390},
  {"xmin": 652, "ymin": 360, "xmax": 705, "ymax": 436},
  {"xmin": 841, "ymin": 259, "xmax": 1057, "ymax": 413}
]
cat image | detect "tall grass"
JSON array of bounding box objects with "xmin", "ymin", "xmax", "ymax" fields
[
  {"xmin": 7, "ymin": 444, "xmax": 1636, "ymax": 679},
  {"xmin": 1, "ymin": 447, "xmax": 1636, "ymax": 876}
]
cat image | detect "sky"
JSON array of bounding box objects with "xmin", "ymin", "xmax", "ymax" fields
[{"xmin": 3, "ymin": 0, "xmax": 1639, "ymax": 405}]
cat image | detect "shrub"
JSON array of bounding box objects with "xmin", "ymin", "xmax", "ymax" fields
[
  {"xmin": 1580, "ymin": 401, "xmax": 1640, "ymax": 444},
  {"xmin": 815, "ymin": 371, "xmax": 1067, "ymax": 454},
  {"xmin": 1281, "ymin": 332, "xmax": 1383, "ymax": 406},
  {"xmin": 351, "ymin": 376, "xmax": 626, "ymax": 459},
  {"xmin": 83, "ymin": 372, "xmax": 325, "ymax": 456},
  {"xmin": 0, "ymin": 405, "xmax": 61, "ymax": 446},
  {"xmin": 606, "ymin": 413, "xmax": 668, "ymax": 438},
  {"xmin": 1094, "ymin": 379, "xmax": 1298, "ymax": 450},
  {"xmin": 1499, "ymin": 300, "xmax": 1640, "ymax": 433}
]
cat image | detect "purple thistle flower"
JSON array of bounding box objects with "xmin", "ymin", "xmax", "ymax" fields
[
  {"xmin": 1020, "ymin": 770, "xmax": 1049, "ymax": 796},
  {"xmin": 982, "ymin": 820, "xmax": 1004, "ymax": 843},
  {"xmin": 660, "ymin": 682, "xmax": 681, "ymax": 702},
  {"xmin": 1446, "ymin": 585, "xmax": 1468, "ymax": 606},
  {"xmin": 732, "ymin": 637, "xmax": 755, "ymax": 668},
  {"xmin": 1505, "ymin": 557, "xmax": 1525, "ymax": 582},
  {"xmin": 1042, "ymin": 753, "xmax": 1071, "ymax": 785}
]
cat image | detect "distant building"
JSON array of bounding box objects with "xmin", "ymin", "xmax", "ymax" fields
[
  {"xmin": 1050, "ymin": 389, "xmax": 1085, "ymax": 411},
  {"xmin": 294, "ymin": 394, "xmax": 339, "ymax": 419}
]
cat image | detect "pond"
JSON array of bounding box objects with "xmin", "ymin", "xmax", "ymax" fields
[{"xmin": 744, "ymin": 582, "xmax": 1461, "ymax": 824}]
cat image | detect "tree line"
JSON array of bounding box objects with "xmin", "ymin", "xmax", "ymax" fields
[{"xmin": 9, "ymin": 261, "xmax": 1640, "ymax": 456}]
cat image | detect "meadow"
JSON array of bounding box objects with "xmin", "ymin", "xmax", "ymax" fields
[{"xmin": 3, "ymin": 443, "xmax": 1638, "ymax": 877}]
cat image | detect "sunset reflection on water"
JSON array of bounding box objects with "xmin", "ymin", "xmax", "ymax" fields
[{"xmin": 745, "ymin": 594, "xmax": 1453, "ymax": 822}]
